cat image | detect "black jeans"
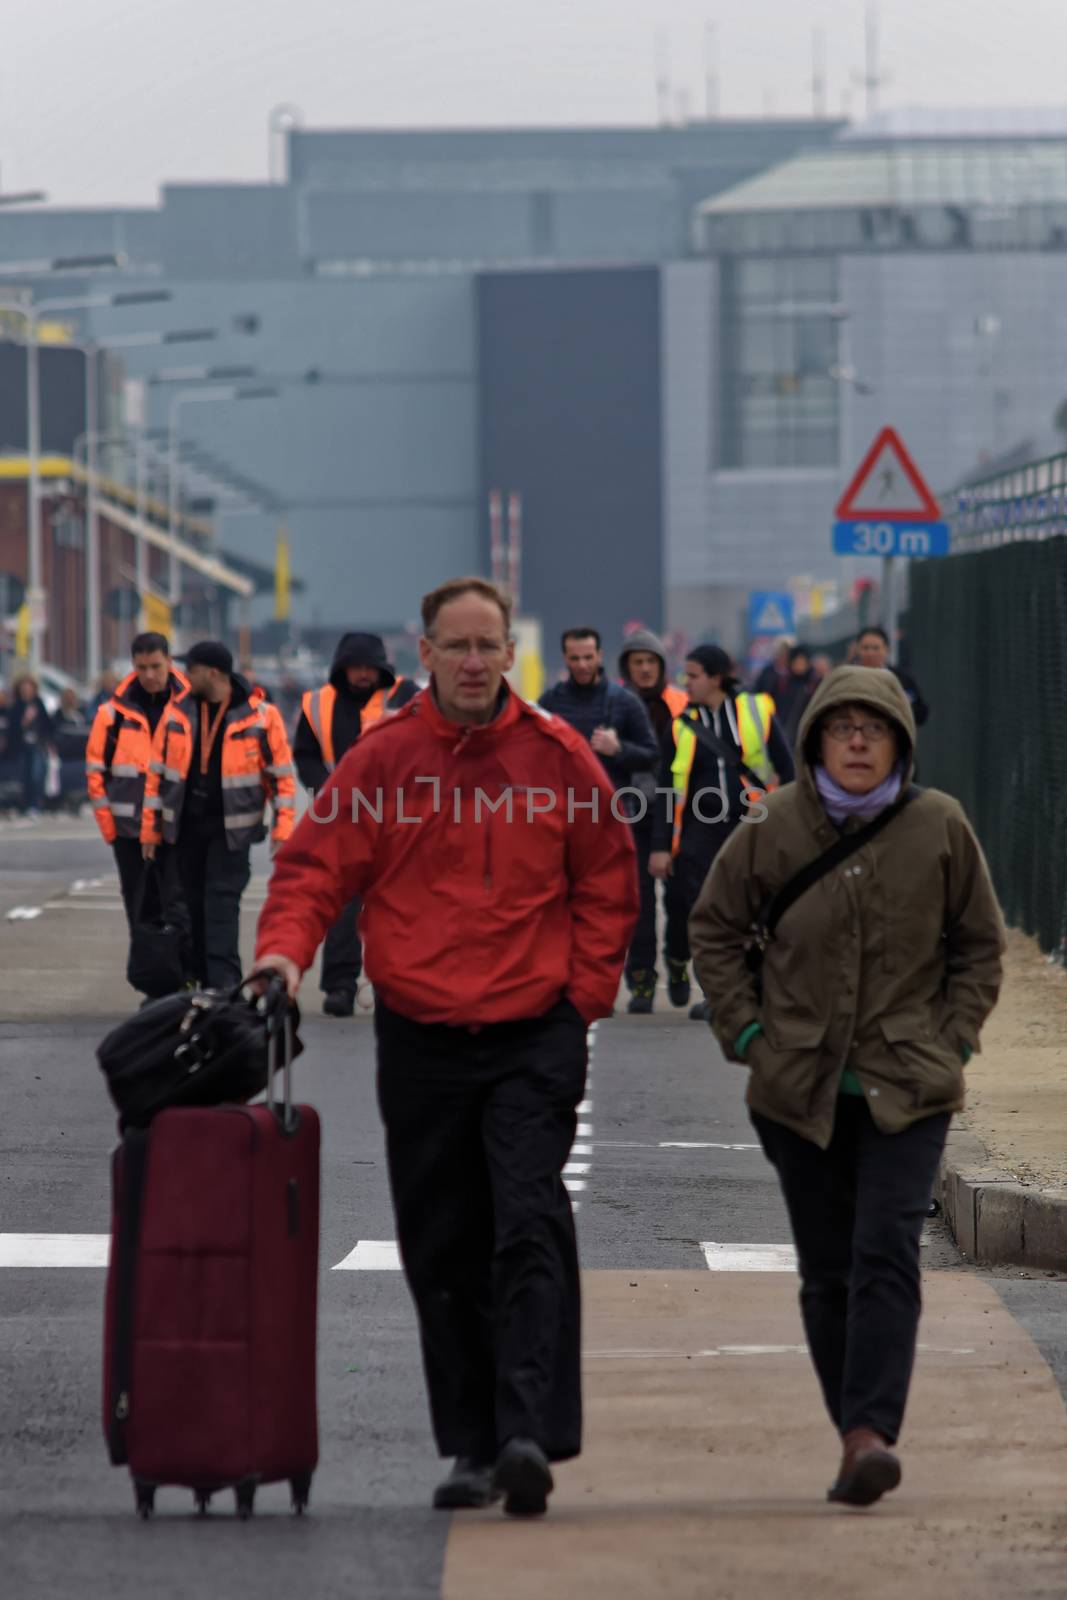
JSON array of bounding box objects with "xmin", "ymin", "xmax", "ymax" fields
[
  {"xmin": 374, "ymin": 998, "xmax": 588, "ymax": 1463},
  {"xmin": 668, "ymin": 822, "xmax": 735, "ymax": 965},
  {"xmin": 626, "ymin": 818, "xmax": 689, "ymax": 979},
  {"xmin": 320, "ymin": 895, "xmax": 362, "ymax": 995},
  {"xmin": 752, "ymin": 1099, "xmax": 950, "ymax": 1444},
  {"xmin": 175, "ymin": 822, "xmax": 251, "ymax": 989}
]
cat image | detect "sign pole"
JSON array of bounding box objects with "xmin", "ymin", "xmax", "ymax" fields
[{"xmin": 881, "ymin": 555, "xmax": 896, "ymax": 660}]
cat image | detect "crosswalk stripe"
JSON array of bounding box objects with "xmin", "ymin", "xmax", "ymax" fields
[
  {"xmin": 701, "ymin": 1242, "xmax": 797, "ymax": 1272},
  {"xmin": 331, "ymin": 1240, "xmax": 402, "ymax": 1271},
  {"xmin": 0, "ymin": 1234, "xmax": 110, "ymax": 1267}
]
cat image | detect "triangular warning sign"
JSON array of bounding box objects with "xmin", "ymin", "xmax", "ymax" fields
[
  {"xmin": 754, "ymin": 600, "xmax": 789, "ymax": 633},
  {"xmin": 835, "ymin": 426, "xmax": 941, "ymax": 523}
]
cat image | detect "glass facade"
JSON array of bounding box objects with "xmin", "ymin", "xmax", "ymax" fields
[{"xmin": 718, "ymin": 256, "xmax": 840, "ymax": 468}]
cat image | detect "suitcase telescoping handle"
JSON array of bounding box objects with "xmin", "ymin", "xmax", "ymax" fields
[
  {"xmin": 246, "ymin": 968, "xmax": 298, "ymax": 1134},
  {"xmin": 267, "ymin": 1009, "xmax": 297, "ymax": 1134}
]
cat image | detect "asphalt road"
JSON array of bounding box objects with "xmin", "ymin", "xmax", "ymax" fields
[{"xmin": 1, "ymin": 813, "xmax": 1065, "ymax": 1598}]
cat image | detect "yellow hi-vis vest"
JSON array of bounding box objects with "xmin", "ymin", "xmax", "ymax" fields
[{"xmin": 669, "ymin": 692, "xmax": 775, "ymax": 856}]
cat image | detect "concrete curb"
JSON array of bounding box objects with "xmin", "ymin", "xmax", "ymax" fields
[{"xmin": 939, "ymin": 1125, "xmax": 1067, "ymax": 1272}]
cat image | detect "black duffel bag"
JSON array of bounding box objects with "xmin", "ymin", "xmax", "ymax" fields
[
  {"xmin": 125, "ymin": 861, "xmax": 186, "ymax": 999},
  {"xmin": 97, "ymin": 973, "xmax": 303, "ymax": 1131}
]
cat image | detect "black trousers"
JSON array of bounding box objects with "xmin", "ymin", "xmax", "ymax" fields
[
  {"xmin": 113, "ymin": 838, "xmax": 191, "ymax": 989},
  {"xmin": 626, "ymin": 818, "xmax": 689, "ymax": 979},
  {"xmin": 667, "ymin": 822, "xmax": 736, "ymax": 965},
  {"xmin": 374, "ymin": 998, "xmax": 588, "ymax": 1463},
  {"xmin": 175, "ymin": 822, "xmax": 251, "ymax": 989},
  {"xmin": 320, "ymin": 895, "xmax": 362, "ymax": 994},
  {"xmin": 752, "ymin": 1099, "xmax": 950, "ymax": 1444}
]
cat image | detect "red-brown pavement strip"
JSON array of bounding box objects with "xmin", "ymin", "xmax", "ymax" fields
[{"xmin": 443, "ymin": 1271, "xmax": 1067, "ymax": 1600}]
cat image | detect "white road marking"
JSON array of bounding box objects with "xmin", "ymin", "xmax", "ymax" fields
[
  {"xmin": 563, "ymin": 1163, "xmax": 590, "ymax": 1175},
  {"xmin": 331, "ymin": 1240, "xmax": 402, "ymax": 1271},
  {"xmin": 0, "ymin": 1233, "xmax": 110, "ymax": 1267},
  {"xmin": 587, "ymin": 1343, "xmax": 978, "ymax": 1360},
  {"xmin": 577, "ymin": 1099, "xmax": 593, "ymax": 1114},
  {"xmin": 6, "ymin": 906, "xmax": 42, "ymax": 921},
  {"xmin": 701, "ymin": 1242, "xmax": 798, "ymax": 1272},
  {"xmin": 571, "ymin": 1142, "xmax": 593, "ymax": 1156},
  {"xmin": 576, "ymin": 1122, "xmax": 593, "ymax": 1138},
  {"xmin": 660, "ymin": 1142, "xmax": 760, "ymax": 1151},
  {"xmin": 564, "ymin": 1179, "xmax": 587, "ymax": 1192}
]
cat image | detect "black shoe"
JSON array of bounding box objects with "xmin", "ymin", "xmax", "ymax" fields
[
  {"xmin": 667, "ymin": 959, "xmax": 691, "ymax": 1009},
  {"xmin": 322, "ymin": 989, "xmax": 355, "ymax": 1018},
  {"xmin": 432, "ymin": 1457, "xmax": 500, "ymax": 1510},
  {"xmin": 626, "ymin": 970, "xmax": 655, "ymax": 1015},
  {"xmin": 493, "ymin": 1437, "xmax": 553, "ymax": 1517},
  {"xmin": 689, "ymin": 999, "xmax": 710, "ymax": 1022}
]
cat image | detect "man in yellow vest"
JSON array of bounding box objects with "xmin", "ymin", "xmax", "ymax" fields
[
  {"xmin": 649, "ymin": 643, "xmax": 794, "ymax": 1020},
  {"xmin": 294, "ymin": 632, "xmax": 417, "ymax": 1015}
]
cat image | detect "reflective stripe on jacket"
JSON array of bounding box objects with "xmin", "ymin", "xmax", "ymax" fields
[
  {"xmin": 669, "ymin": 692, "xmax": 775, "ymax": 856},
  {"xmin": 300, "ymin": 679, "xmax": 407, "ymax": 773},
  {"xmin": 85, "ymin": 669, "xmax": 189, "ymax": 844},
  {"xmin": 141, "ymin": 683, "xmax": 296, "ymax": 850}
]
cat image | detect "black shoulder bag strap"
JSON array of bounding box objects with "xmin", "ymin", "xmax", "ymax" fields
[
  {"xmin": 760, "ymin": 784, "xmax": 923, "ymax": 947},
  {"xmin": 680, "ymin": 707, "xmax": 766, "ymax": 792}
]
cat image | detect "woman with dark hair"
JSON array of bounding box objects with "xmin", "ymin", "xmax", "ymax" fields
[
  {"xmin": 10, "ymin": 674, "xmax": 53, "ymax": 817},
  {"xmin": 690, "ymin": 664, "xmax": 1004, "ymax": 1507}
]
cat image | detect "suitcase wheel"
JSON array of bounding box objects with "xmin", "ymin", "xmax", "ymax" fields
[
  {"xmin": 134, "ymin": 1481, "xmax": 156, "ymax": 1520},
  {"xmin": 194, "ymin": 1490, "xmax": 212, "ymax": 1516},
  {"xmin": 234, "ymin": 1480, "xmax": 256, "ymax": 1520},
  {"xmin": 290, "ymin": 1472, "xmax": 312, "ymax": 1516}
]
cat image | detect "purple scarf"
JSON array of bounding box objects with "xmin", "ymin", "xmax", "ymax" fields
[{"xmin": 814, "ymin": 762, "xmax": 904, "ymax": 825}]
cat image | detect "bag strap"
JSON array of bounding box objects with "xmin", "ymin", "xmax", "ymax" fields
[
  {"xmin": 761, "ymin": 785, "xmax": 922, "ymax": 943},
  {"xmin": 130, "ymin": 857, "xmax": 167, "ymax": 925},
  {"xmin": 107, "ymin": 1129, "xmax": 150, "ymax": 1464},
  {"xmin": 680, "ymin": 707, "xmax": 765, "ymax": 792}
]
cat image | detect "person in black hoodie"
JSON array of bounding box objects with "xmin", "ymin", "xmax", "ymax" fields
[
  {"xmin": 618, "ymin": 629, "xmax": 692, "ymax": 1013},
  {"xmin": 539, "ymin": 628, "xmax": 659, "ymax": 795},
  {"xmin": 293, "ymin": 632, "xmax": 417, "ymax": 1015}
]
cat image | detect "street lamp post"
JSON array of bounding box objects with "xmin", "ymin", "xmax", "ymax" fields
[{"xmin": 166, "ymin": 385, "xmax": 278, "ymax": 613}]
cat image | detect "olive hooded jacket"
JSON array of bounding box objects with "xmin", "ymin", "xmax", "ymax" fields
[{"xmin": 689, "ymin": 664, "xmax": 1004, "ymax": 1147}]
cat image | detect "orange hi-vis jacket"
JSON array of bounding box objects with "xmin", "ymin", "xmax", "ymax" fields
[
  {"xmin": 141, "ymin": 680, "xmax": 296, "ymax": 852},
  {"xmin": 661, "ymin": 683, "xmax": 689, "ymax": 719},
  {"xmin": 299, "ymin": 679, "xmax": 407, "ymax": 773},
  {"xmin": 86, "ymin": 669, "xmax": 189, "ymax": 845}
]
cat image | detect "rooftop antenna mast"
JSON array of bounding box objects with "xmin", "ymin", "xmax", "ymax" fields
[
  {"xmin": 655, "ymin": 28, "xmax": 671, "ymax": 126},
  {"xmin": 857, "ymin": 2, "xmax": 887, "ymax": 120},
  {"xmin": 812, "ymin": 26, "xmax": 827, "ymax": 119},
  {"xmin": 704, "ymin": 22, "xmax": 720, "ymax": 118}
]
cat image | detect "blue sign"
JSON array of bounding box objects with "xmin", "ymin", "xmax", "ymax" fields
[
  {"xmin": 747, "ymin": 591, "xmax": 795, "ymax": 637},
  {"xmin": 832, "ymin": 520, "xmax": 951, "ymax": 558}
]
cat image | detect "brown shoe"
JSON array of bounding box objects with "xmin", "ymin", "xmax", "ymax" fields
[{"xmin": 827, "ymin": 1428, "xmax": 902, "ymax": 1506}]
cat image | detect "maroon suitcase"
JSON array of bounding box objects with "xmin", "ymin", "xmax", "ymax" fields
[{"xmin": 103, "ymin": 1030, "xmax": 320, "ymax": 1519}]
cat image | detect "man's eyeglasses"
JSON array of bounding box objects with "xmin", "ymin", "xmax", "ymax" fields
[
  {"xmin": 434, "ymin": 639, "xmax": 508, "ymax": 659},
  {"xmin": 824, "ymin": 718, "xmax": 891, "ymax": 743}
]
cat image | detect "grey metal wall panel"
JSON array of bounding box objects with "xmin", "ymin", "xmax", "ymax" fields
[
  {"xmin": 305, "ymin": 189, "xmax": 534, "ymax": 262},
  {"xmin": 160, "ymin": 186, "xmax": 299, "ymax": 279},
  {"xmin": 550, "ymin": 188, "xmax": 676, "ymax": 261}
]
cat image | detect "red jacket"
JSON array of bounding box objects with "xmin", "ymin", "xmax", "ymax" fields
[{"xmin": 255, "ymin": 687, "xmax": 638, "ymax": 1025}]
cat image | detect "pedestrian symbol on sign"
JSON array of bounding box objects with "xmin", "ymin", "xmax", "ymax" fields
[{"xmin": 747, "ymin": 591, "xmax": 795, "ymax": 638}]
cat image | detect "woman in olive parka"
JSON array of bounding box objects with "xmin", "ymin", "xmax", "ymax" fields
[{"xmin": 690, "ymin": 664, "xmax": 1004, "ymax": 1509}]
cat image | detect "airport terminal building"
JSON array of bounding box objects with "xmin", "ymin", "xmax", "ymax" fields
[{"xmin": 1, "ymin": 108, "xmax": 1064, "ymax": 661}]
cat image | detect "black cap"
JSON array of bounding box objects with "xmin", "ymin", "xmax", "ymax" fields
[
  {"xmin": 184, "ymin": 639, "xmax": 233, "ymax": 675},
  {"xmin": 686, "ymin": 643, "xmax": 737, "ymax": 689}
]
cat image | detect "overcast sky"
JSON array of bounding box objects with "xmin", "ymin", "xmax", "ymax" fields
[{"xmin": 2, "ymin": 0, "xmax": 1065, "ymax": 207}]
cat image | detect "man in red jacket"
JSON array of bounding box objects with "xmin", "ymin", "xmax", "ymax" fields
[{"xmin": 255, "ymin": 576, "xmax": 637, "ymax": 1519}]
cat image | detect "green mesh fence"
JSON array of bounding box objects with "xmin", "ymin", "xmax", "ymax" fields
[{"xmin": 909, "ymin": 540, "xmax": 1067, "ymax": 953}]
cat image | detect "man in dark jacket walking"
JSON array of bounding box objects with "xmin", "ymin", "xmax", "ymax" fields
[
  {"xmin": 856, "ymin": 626, "xmax": 929, "ymax": 726},
  {"xmin": 293, "ymin": 632, "xmax": 417, "ymax": 1016},
  {"xmin": 539, "ymin": 628, "xmax": 658, "ymax": 795},
  {"xmin": 650, "ymin": 644, "xmax": 794, "ymax": 1020},
  {"xmin": 618, "ymin": 629, "xmax": 691, "ymax": 1013}
]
